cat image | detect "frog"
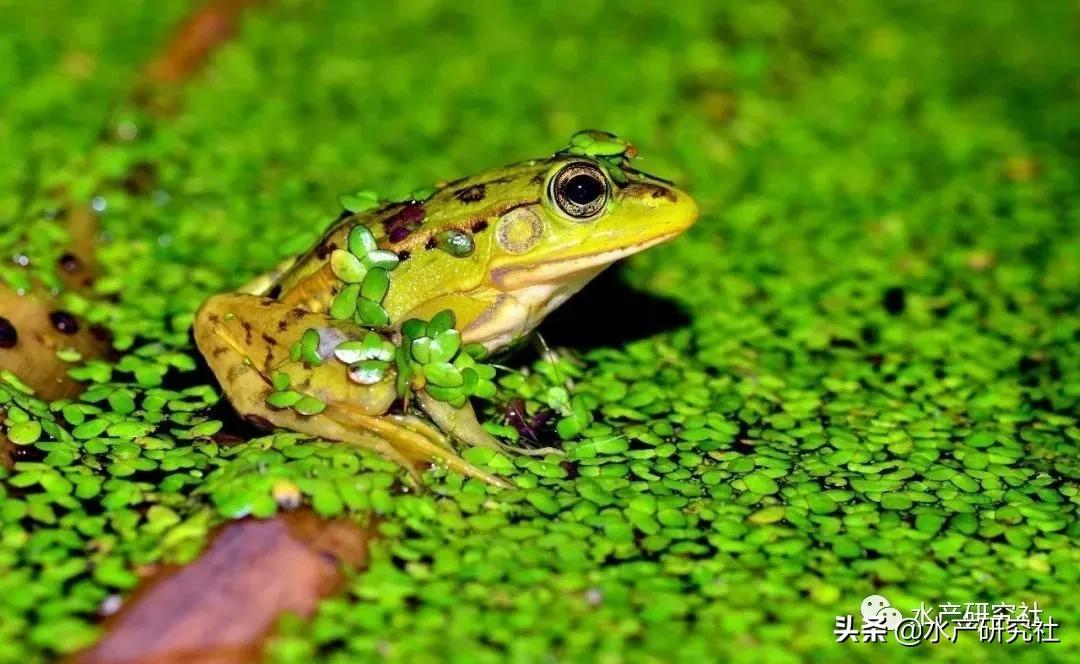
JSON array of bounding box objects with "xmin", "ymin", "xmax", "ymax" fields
[{"xmin": 193, "ymin": 132, "xmax": 698, "ymax": 487}]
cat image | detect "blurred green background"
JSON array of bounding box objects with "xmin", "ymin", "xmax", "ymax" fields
[{"xmin": 0, "ymin": 1, "xmax": 1077, "ymax": 662}]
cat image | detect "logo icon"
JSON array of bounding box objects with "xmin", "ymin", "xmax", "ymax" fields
[
  {"xmin": 861, "ymin": 595, "xmax": 904, "ymax": 630},
  {"xmin": 835, "ymin": 596, "xmax": 1061, "ymax": 646}
]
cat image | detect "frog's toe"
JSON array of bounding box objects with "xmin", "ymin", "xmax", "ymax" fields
[{"xmin": 416, "ymin": 392, "xmax": 503, "ymax": 450}]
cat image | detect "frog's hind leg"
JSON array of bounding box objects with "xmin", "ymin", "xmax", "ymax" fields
[{"xmin": 193, "ymin": 293, "xmax": 510, "ymax": 488}]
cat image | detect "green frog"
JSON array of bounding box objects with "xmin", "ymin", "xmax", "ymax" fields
[{"xmin": 193, "ymin": 132, "xmax": 697, "ymax": 487}]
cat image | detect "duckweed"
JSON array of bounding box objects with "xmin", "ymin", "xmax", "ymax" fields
[{"xmin": 1, "ymin": 1, "xmax": 1078, "ymax": 663}]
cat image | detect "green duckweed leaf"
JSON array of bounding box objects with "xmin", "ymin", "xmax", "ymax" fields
[
  {"xmin": 7, "ymin": 420, "xmax": 42, "ymax": 445},
  {"xmin": 423, "ymin": 362, "xmax": 463, "ymax": 388},
  {"xmin": 329, "ymin": 283, "xmax": 361, "ymax": 320},
  {"xmin": 428, "ymin": 310, "xmax": 456, "ymax": 336},
  {"xmin": 266, "ymin": 390, "xmax": 303, "ymax": 408},
  {"xmin": 355, "ymin": 299, "xmax": 390, "ymax": 327},
  {"xmin": 294, "ymin": 396, "xmax": 326, "ymax": 416},
  {"xmin": 360, "ymin": 268, "xmax": 390, "ymax": 303},
  {"xmin": 330, "ymin": 249, "xmax": 367, "ymax": 283},
  {"xmin": 349, "ymin": 360, "xmax": 389, "ymax": 385},
  {"xmin": 363, "ymin": 250, "xmax": 400, "ymax": 271}
]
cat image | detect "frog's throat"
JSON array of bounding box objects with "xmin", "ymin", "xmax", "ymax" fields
[
  {"xmin": 461, "ymin": 267, "xmax": 607, "ymax": 350},
  {"xmin": 462, "ymin": 231, "xmax": 681, "ymax": 349}
]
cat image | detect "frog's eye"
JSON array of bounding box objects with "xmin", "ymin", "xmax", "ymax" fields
[{"xmin": 550, "ymin": 162, "xmax": 609, "ymax": 221}]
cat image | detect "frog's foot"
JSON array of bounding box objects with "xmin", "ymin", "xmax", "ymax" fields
[
  {"xmin": 193, "ymin": 293, "xmax": 511, "ymax": 488},
  {"xmin": 325, "ymin": 407, "xmax": 512, "ymax": 489},
  {"xmin": 417, "ymin": 391, "xmax": 501, "ymax": 449},
  {"xmin": 416, "ymin": 392, "xmax": 564, "ymax": 458}
]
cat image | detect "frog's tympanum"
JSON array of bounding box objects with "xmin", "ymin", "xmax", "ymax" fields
[{"xmin": 194, "ymin": 132, "xmax": 697, "ymax": 486}]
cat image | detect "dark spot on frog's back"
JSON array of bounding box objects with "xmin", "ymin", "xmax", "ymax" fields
[
  {"xmin": 471, "ymin": 219, "xmax": 489, "ymax": 233},
  {"xmin": 454, "ymin": 183, "xmax": 486, "ymax": 203},
  {"xmin": 315, "ymin": 242, "xmax": 337, "ymax": 260},
  {"xmin": 384, "ymin": 203, "xmax": 426, "ymax": 243},
  {"xmin": 285, "ymin": 308, "xmax": 308, "ymax": 325}
]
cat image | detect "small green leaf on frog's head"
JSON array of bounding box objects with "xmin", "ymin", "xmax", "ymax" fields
[
  {"xmin": 606, "ymin": 164, "xmax": 629, "ymax": 185},
  {"xmin": 566, "ymin": 130, "xmax": 635, "ymax": 159},
  {"xmin": 585, "ymin": 140, "xmax": 632, "ymax": 158}
]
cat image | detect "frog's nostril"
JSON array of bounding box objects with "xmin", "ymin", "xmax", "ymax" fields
[
  {"xmin": 620, "ymin": 182, "xmax": 677, "ymax": 203},
  {"xmin": 650, "ymin": 186, "xmax": 676, "ymax": 202}
]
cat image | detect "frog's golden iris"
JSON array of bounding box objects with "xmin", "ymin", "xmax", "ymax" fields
[
  {"xmin": 194, "ymin": 136, "xmax": 697, "ymax": 485},
  {"xmin": 548, "ymin": 161, "xmax": 609, "ymax": 220}
]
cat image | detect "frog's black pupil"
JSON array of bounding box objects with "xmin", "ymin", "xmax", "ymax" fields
[{"xmin": 564, "ymin": 174, "xmax": 603, "ymax": 206}]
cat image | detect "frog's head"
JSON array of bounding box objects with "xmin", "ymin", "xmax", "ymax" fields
[
  {"xmin": 485, "ymin": 155, "xmax": 697, "ymax": 292},
  {"xmin": 381, "ymin": 132, "xmax": 698, "ymax": 350}
]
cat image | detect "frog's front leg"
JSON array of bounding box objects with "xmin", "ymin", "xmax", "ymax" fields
[{"xmin": 193, "ymin": 293, "xmax": 510, "ymax": 487}]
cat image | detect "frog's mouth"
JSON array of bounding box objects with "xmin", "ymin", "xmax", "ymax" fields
[{"xmin": 490, "ymin": 230, "xmax": 680, "ymax": 291}]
